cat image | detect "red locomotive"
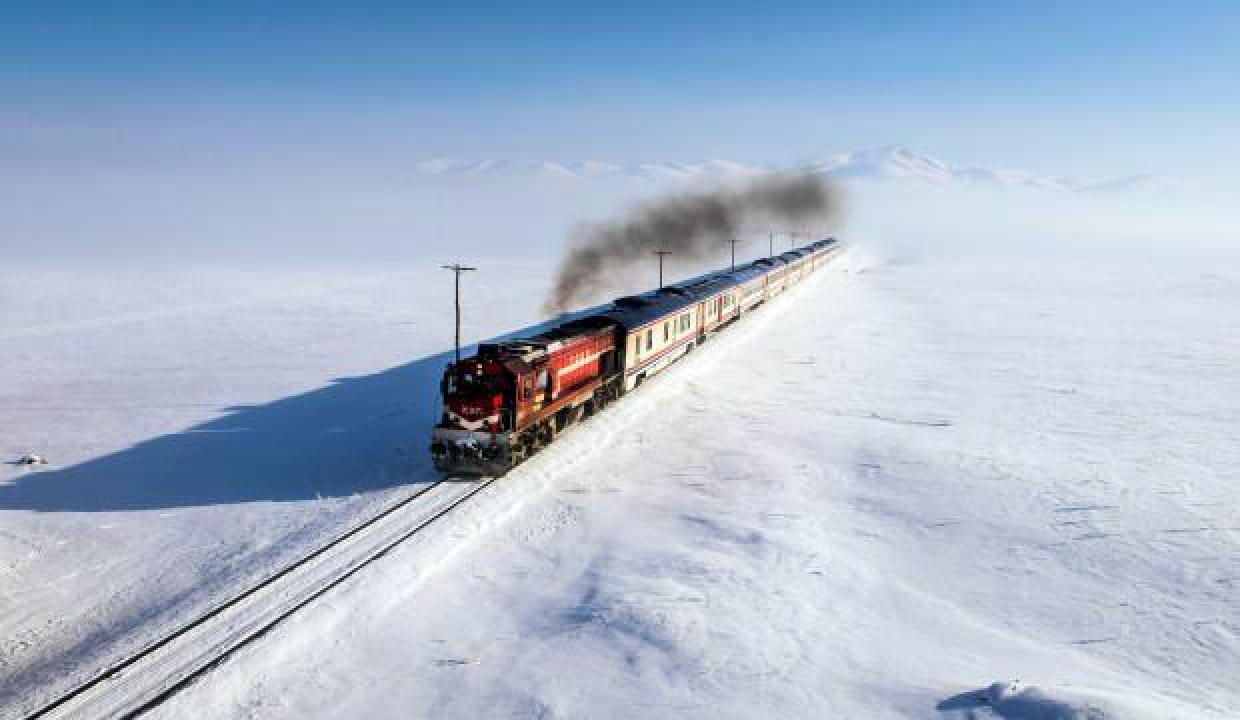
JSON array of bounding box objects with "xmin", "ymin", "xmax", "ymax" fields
[{"xmin": 434, "ymin": 316, "xmax": 623, "ymax": 473}]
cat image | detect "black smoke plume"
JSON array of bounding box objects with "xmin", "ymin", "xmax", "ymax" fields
[{"xmin": 544, "ymin": 172, "xmax": 838, "ymax": 315}]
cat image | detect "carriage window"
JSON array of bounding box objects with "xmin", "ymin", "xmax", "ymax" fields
[
  {"xmin": 664, "ymin": 322, "xmax": 669, "ymax": 341},
  {"xmin": 645, "ymin": 329, "xmax": 652, "ymax": 350},
  {"xmin": 537, "ymin": 370, "xmax": 549, "ymax": 390}
]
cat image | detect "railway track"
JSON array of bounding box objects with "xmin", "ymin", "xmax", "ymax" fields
[{"xmin": 22, "ymin": 477, "xmax": 496, "ymax": 720}]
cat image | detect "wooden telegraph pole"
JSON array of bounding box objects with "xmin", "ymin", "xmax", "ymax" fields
[
  {"xmin": 653, "ymin": 250, "xmax": 672, "ymax": 289},
  {"xmin": 441, "ymin": 263, "xmax": 476, "ymax": 365},
  {"xmin": 724, "ymin": 236, "xmax": 742, "ymax": 270}
]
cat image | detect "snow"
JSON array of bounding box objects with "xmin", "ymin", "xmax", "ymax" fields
[
  {"xmin": 2, "ymin": 177, "xmax": 1237, "ymax": 718},
  {"xmin": 18, "ymin": 250, "xmax": 1217, "ymax": 718},
  {"xmin": 0, "ymin": 262, "xmax": 550, "ymax": 712}
]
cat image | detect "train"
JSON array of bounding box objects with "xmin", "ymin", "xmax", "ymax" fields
[{"xmin": 430, "ymin": 236, "xmax": 845, "ymax": 475}]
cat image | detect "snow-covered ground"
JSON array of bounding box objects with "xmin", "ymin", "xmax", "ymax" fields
[
  {"xmin": 3, "ymin": 249, "xmax": 1237, "ymax": 718},
  {"xmin": 0, "ymin": 262, "xmax": 552, "ymax": 712}
]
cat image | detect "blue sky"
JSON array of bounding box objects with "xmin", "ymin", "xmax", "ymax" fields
[{"xmin": 3, "ymin": 2, "xmax": 1238, "ymax": 183}]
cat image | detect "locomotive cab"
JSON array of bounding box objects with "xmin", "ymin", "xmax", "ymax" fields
[
  {"xmin": 431, "ymin": 345, "xmax": 524, "ymax": 475},
  {"xmin": 431, "ymin": 323, "xmax": 619, "ymax": 476},
  {"xmin": 439, "ymin": 355, "xmax": 514, "ymax": 433}
]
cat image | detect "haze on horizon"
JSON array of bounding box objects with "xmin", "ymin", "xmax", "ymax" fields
[{"xmin": 2, "ymin": 1, "xmax": 1237, "ymax": 262}]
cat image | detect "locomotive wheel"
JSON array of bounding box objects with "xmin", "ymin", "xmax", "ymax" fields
[{"xmin": 556, "ymin": 406, "xmax": 581, "ymax": 432}]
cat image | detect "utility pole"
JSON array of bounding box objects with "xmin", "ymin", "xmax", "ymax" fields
[
  {"xmin": 788, "ymin": 230, "xmax": 802, "ymax": 251},
  {"xmin": 653, "ymin": 250, "xmax": 672, "ymax": 289},
  {"xmin": 768, "ymin": 231, "xmax": 774, "ymax": 258},
  {"xmin": 724, "ymin": 236, "xmax": 741, "ymax": 270},
  {"xmin": 441, "ymin": 263, "xmax": 476, "ymax": 365}
]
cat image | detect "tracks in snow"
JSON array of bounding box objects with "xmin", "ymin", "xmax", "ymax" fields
[
  {"xmin": 22, "ymin": 479, "xmax": 494, "ymax": 720},
  {"xmin": 20, "ymin": 254, "xmax": 854, "ymax": 719}
]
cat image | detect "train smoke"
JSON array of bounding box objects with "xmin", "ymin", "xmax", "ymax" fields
[{"xmin": 543, "ymin": 172, "xmax": 838, "ymax": 315}]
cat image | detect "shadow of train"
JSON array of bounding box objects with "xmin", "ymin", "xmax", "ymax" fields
[{"xmin": 0, "ymin": 310, "xmax": 597, "ymax": 513}]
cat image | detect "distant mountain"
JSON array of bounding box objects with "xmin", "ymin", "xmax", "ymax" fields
[
  {"xmin": 818, "ymin": 145, "xmax": 957, "ymax": 184},
  {"xmin": 1063, "ymin": 172, "xmax": 1184, "ymax": 196},
  {"xmin": 413, "ymin": 157, "xmax": 768, "ymax": 183},
  {"xmin": 414, "ymin": 146, "xmax": 1174, "ymax": 196},
  {"xmin": 816, "ymin": 145, "xmax": 1177, "ymax": 194}
]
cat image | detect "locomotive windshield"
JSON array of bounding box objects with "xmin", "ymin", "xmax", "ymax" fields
[{"xmin": 444, "ymin": 363, "xmax": 508, "ymax": 395}]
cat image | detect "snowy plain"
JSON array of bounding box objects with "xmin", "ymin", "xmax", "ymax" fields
[
  {"xmin": 7, "ymin": 249, "xmax": 1224, "ymax": 719},
  {"xmin": 0, "ymin": 262, "xmax": 552, "ymax": 713},
  {"xmin": 161, "ymin": 253, "xmax": 1238, "ymax": 719},
  {"xmin": 2, "ymin": 163, "xmax": 1239, "ymax": 718}
]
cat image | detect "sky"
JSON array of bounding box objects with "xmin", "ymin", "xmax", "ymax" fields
[{"xmin": 2, "ymin": 1, "xmax": 1238, "ymax": 260}]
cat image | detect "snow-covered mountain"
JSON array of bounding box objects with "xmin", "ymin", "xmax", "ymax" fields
[
  {"xmin": 415, "ymin": 145, "xmax": 1173, "ymax": 196},
  {"xmin": 818, "ymin": 145, "xmax": 957, "ymax": 184},
  {"xmin": 413, "ymin": 157, "xmax": 768, "ymax": 183},
  {"xmin": 819, "ymin": 145, "xmax": 1072, "ymax": 190},
  {"xmin": 817, "ymin": 146, "xmax": 1186, "ymax": 194}
]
